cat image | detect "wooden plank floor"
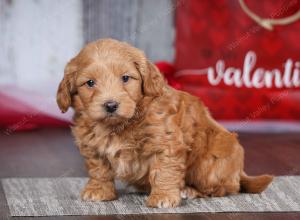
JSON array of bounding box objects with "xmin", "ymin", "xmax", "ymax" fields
[{"xmin": 0, "ymin": 128, "xmax": 299, "ymax": 220}]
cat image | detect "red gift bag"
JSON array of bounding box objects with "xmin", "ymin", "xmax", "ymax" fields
[{"xmin": 173, "ymin": 0, "xmax": 300, "ymax": 120}]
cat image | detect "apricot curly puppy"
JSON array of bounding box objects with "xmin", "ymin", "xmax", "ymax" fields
[{"xmin": 57, "ymin": 39, "xmax": 273, "ymax": 208}]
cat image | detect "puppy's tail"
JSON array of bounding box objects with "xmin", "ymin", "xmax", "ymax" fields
[{"xmin": 240, "ymin": 171, "xmax": 273, "ymax": 193}]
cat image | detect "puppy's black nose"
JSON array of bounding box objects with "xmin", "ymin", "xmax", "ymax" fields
[{"xmin": 104, "ymin": 101, "xmax": 119, "ymax": 113}]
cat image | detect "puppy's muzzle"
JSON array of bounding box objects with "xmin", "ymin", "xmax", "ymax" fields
[{"xmin": 103, "ymin": 101, "xmax": 119, "ymax": 113}]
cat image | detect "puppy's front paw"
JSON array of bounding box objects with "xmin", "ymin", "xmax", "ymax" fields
[
  {"xmin": 81, "ymin": 185, "xmax": 116, "ymax": 202},
  {"xmin": 146, "ymin": 193, "xmax": 181, "ymax": 208}
]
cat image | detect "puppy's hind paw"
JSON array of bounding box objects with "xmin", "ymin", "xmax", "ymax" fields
[{"xmin": 181, "ymin": 186, "xmax": 205, "ymax": 199}]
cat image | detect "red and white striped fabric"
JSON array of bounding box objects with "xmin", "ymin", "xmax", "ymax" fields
[
  {"xmin": 0, "ymin": 85, "xmax": 71, "ymax": 132},
  {"xmin": 1, "ymin": 66, "xmax": 300, "ymax": 132}
]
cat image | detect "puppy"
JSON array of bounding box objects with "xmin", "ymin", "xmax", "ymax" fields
[{"xmin": 57, "ymin": 39, "xmax": 273, "ymax": 208}]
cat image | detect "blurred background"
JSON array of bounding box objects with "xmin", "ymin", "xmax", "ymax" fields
[
  {"xmin": 0, "ymin": 0, "xmax": 175, "ymax": 132},
  {"xmin": 0, "ymin": 0, "xmax": 300, "ymax": 133},
  {"xmin": 0, "ymin": 1, "xmax": 300, "ymax": 219}
]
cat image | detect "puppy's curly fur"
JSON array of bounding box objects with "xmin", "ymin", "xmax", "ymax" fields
[{"xmin": 57, "ymin": 39, "xmax": 273, "ymax": 208}]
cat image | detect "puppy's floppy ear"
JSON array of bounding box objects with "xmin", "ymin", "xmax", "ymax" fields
[
  {"xmin": 135, "ymin": 58, "xmax": 166, "ymax": 97},
  {"xmin": 56, "ymin": 58, "xmax": 78, "ymax": 113}
]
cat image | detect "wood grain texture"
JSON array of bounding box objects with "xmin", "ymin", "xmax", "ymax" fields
[
  {"xmin": 0, "ymin": 128, "xmax": 300, "ymax": 219},
  {"xmin": 82, "ymin": 0, "xmax": 175, "ymax": 62}
]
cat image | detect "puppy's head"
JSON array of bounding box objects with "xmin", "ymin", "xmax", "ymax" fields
[{"xmin": 57, "ymin": 39, "xmax": 165, "ymax": 124}]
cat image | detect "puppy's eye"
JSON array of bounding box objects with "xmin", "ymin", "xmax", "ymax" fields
[
  {"xmin": 86, "ymin": 80, "xmax": 95, "ymax": 88},
  {"xmin": 122, "ymin": 75, "xmax": 130, "ymax": 83}
]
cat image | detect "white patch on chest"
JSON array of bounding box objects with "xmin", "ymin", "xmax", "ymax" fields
[{"xmin": 104, "ymin": 137, "xmax": 141, "ymax": 180}]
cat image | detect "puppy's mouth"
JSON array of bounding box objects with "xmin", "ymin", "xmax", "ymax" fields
[
  {"xmin": 106, "ymin": 112, "xmax": 119, "ymax": 119},
  {"xmin": 102, "ymin": 112, "xmax": 126, "ymax": 124}
]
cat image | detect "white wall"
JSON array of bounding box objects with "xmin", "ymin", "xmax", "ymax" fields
[
  {"xmin": 0, "ymin": 0, "xmax": 175, "ymax": 96},
  {"xmin": 0, "ymin": 0, "xmax": 83, "ymax": 96},
  {"xmin": 0, "ymin": 0, "xmax": 174, "ymax": 122}
]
